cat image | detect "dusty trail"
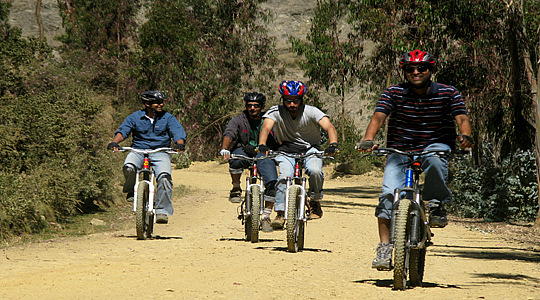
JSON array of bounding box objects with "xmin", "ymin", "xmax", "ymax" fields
[{"xmin": 0, "ymin": 161, "xmax": 539, "ymax": 299}]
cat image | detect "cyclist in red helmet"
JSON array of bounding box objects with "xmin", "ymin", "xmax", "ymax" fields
[
  {"xmin": 257, "ymin": 80, "xmax": 339, "ymax": 228},
  {"xmin": 357, "ymin": 50, "xmax": 474, "ymax": 270}
]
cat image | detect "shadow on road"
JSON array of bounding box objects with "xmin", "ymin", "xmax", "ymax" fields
[
  {"xmin": 354, "ymin": 279, "xmax": 462, "ymax": 289},
  {"xmin": 118, "ymin": 234, "xmax": 182, "ymax": 240},
  {"xmin": 254, "ymin": 246, "xmax": 332, "ymax": 253},
  {"xmin": 430, "ymin": 244, "xmax": 540, "ymax": 264},
  {"xmin": 324, "ymin": 186, "xmax": 380, "ymax": 200}
]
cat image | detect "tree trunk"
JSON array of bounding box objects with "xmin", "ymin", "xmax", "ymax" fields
[
  {"xmin": 517, "ymin": 0, "xmax": 540, "ymax": 228},
  {"xmin": 35, "ymin": 0, "xmax": 44, "ymax": 41}
]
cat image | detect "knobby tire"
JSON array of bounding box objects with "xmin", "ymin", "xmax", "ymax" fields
[
  {"xmin": 250, "ymin": 186, "xmax": 261, "ymax": 243},
  {"xmin": 286, "ymin": 186, "xmax": 301, "ymax": 252},
  {"xmin": 244, "ymin": 191, "xmax": 252, "ymax": 242},
  {"xmin": 393, "ymin": 199, "xmax": 412, "ymax": 290},
  {"xmin": 136, "ymin": 181, "xmax": 150, "ymax": 240},
  {"xmin": 409, "ymin": 248, "xmax": 426, "ymax": 287}
]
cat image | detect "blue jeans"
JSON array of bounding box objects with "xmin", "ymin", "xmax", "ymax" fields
[
  {"xmin": 376, "ymin": 143, "xmax": 452, "ymax": 219},
  {"xmin": 229, "ymin": 148, "xmax": 278, "ymax": 201},
  {"xmin": 123, "ymin": 151, "xmax": 174, "ymax": 215},
  {"xmin": 274, "ymin": 147, "xmax": 324, "ymax": 212}
]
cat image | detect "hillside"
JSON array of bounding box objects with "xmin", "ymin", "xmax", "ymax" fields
[{"xmin": 9, "ymin": 0, "xmax": 371, "ymax": 130}]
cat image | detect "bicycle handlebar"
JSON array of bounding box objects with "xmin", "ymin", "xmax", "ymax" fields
[
  {"xmin": 270, "ymin": 150, "xmax": 335, "ymax": 160},
  {"xmin": 360, "ymin": 147, "xmax": 468, "ymax": 158},
  {"xmin": 118, "ymin": 147, "xmax": 177, "ymax": 154},
  {"xmin": 230, "ymin": 153, "xmax": 278, "ymax": 161}
]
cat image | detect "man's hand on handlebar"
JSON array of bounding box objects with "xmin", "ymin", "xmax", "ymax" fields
[
  {"xmin": 458, "ymin": 134, "xmax": 474, "ymax": 149},
  {"xmin": 220, "ymin": 149, "xmax": 231, "ymax": 160},
  {"xmin": 107, "ymin": 142, "xmax": 120, "ymax": 152},
  {"xmin": 173, "ymin": 143, "xmax": 185, "ymax": 152},
  {"xmin": 256, "ymin": 144, "xmax": 269, "ymax": 155},
  {"xmin": 355, "ymin": 140, "xmax": 378, "ymax": 152},
  {"xmin": 324, "ymin": 142, "xmax": 339, "ymax": 156}
]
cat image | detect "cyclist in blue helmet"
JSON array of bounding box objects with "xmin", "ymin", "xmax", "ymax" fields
[{"xmin": 257, "ymin": 80, "xmax": 339, "ymax": 229}]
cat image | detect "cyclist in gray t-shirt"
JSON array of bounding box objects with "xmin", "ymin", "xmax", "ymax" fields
[{"xmin": 257, "ymin": 80, "xmax": 339, "ymax": 229}]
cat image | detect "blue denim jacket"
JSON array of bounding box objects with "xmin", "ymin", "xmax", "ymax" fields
[{"xmin": 115, "ymin": 110, "xmax": 187, "ymax": 149}]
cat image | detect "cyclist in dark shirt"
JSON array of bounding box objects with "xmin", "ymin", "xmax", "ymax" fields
[
  {"xmin": 220, "ymin": 92, "xmax": 279, "ymax": 232},
  {"xmin": 357, "ymin": 50, "xmax": 474, "ymax": 270}
]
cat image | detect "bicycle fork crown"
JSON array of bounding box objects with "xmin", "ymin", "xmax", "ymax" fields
[{"xmin": 143, "ymin": 158, "xmax": 150, "ymax": 169}]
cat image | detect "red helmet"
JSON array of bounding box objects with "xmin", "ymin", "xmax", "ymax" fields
[
  {"xmin": 278, "ymin": 80, "xmax": 306, "ymax": 96},
  {"xmin": 399, "ymin": 50, "xmax": 436, "ymax": 68}
]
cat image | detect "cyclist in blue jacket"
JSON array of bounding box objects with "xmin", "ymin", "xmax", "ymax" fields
[{"xmin": 108, "ymin": 90, "xmax": 187, "ymax": 224}]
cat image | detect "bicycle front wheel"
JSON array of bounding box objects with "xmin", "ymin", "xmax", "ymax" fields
[
  {"xmin": 250, "ymin": 185, "xmax": 261, "ymax": 243},
  {"xmin": 393, "ymin": 199, "xmax": 412, "ymax": 290},
  {"xmin": 409, "ymin": 248, "xmax": 426, "ymax": 287},
  {"xmin": 286, "ymin": 186, "xmax": 302, "ymax": 253},
  {"xmin": 136, "ymin": 181, "xmax": 150, "ymax": 240}
]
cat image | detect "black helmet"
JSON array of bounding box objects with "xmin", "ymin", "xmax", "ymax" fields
[
  {"xmin": 243, "ymin": 92, "xmax": 266, "ymax": 105},
  {"xmin": 140, "ymin": 90, "xmax": 167, "ymax": 103}
]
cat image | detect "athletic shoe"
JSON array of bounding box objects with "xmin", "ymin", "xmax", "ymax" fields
[
  {"xmin": 126, "ymin": 193, "xmax": 134, "ymax": 202},
  {"xmin": 309, "ymin": 200, "xmax": 323, "ymax": 219},
  {"xmin": 271, "ymin": 213, "xmax": 285, "ymax": 229},
  {"xmin": 429, "ymin": 204, "xmax": 448, "ymax": 228},
  {"xmin": 261, "ymin": 216, "xmax": 273, "ymax": 232},
  {"xmin": 229, "ymin": 187, "xmax": 243, "ymax": 203},
  {"xmin": 372, "ymin": 242, "xmax": 393, "ymax": 271},
  {"xmin": 156, "ymin": 214, "xmax": 168, "ymax": 224}
]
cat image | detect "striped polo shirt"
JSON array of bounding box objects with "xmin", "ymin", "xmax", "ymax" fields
[{"xmin": 375, "ymin": 81, "xmax": 468, "ymax": 151}]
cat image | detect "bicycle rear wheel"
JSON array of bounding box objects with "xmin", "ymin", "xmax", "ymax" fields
[
  {"xmin": 136, "ymin": 181, "xmax": 150, "ymax": 240},
  {"xmin": 286, "ymin": 186, "xmax": 301, "ymax": 252},
  {"xmin": 250, "ymin": 185, "xmax": 261, "ymax": 243},
  {"xmin": 393, "ymin": 199, "xmax": 412, "ymax": 290}
]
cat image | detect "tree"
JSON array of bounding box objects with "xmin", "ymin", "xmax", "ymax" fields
[
  {"xmin": 136, "ymin": 0, "xmax": 277, "ymax": 160},
  {"xmin": 338, "ymin": 0, "xmax": 540, "ymax": 222},
  {"xmin": 290, "ymin": 0, "xmax": 364, "ymax": 143}
]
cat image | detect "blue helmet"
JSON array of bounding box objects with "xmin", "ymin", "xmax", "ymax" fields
[{"xmin": 278, "ymin": 80, "xmax": 306, "ymax": 96}]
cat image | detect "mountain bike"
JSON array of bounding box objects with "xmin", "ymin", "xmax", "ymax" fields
[
  {"xmin": 362, "ymin": 147, "xmax": 467, "ymax": 290},
  {"xmin": 231, "ymin": 153, "xmax": 276, "ymax": 243},
  {"xmin": 274, "ymin": 151, "xmax": 334, "ymax": 253},
  {"xmin": 119, "ymin": 147, "xmax": 175, "ymax": 240}
]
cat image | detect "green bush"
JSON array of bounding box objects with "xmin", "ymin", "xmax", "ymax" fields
[{"xmin": 448, "ymin": 146, "xmax": 539, "ymax": 222}]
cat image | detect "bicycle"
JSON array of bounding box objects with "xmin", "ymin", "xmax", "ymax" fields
[
  {"xmin": 118, "ymin": 147, "xmax": 176, "ymax": 240},
  {"xmin": 231, "ymin": 153, "xmax": 276, "ymax": 243},
  {"xmin": 273, "ymin": 151, "xmax": 334, "ymax": 253},
  {"xmin": 361, "ymin": 147, "xmax": 467, "ymax": 290}
]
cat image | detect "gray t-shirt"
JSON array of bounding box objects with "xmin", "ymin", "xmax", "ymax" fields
[{"xmin": 263, "ymin": 104, "xmax": 328, "ymax": 152}]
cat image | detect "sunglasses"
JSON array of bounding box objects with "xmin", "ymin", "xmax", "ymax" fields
[
  {"xmin": 283, "ymin": 98, "xmax": 301, "ymax": 104},
  {"xmin": 246, "ymin": 103, "xmax": 261, "ymax": 108},
  {"xmin": 146, "ymin": 100, "xmax": 164, "ymax": 105},
  {"xmin": 405, "ymin": 66, "xmax": 429, "ymax": 73}
]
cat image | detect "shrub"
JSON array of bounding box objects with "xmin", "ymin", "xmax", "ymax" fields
[{"xmin": 448, "ymin": 146, "xmax": 539, "ymax": 222}]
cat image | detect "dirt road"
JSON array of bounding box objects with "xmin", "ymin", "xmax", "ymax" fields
[{"xmin": 0, "ymin": 161, "xmax": 539, "ymax": 299}]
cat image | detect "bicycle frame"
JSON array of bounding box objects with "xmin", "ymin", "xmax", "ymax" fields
[
  {"xmin": 119, "ymin": 147, "xmax": 174, "ymax": 223},
  {"xmin": 274, "ymin": 151, "xmax": 333, "ymax": 222},
  {"xmin": 388, "ymin": 156, "xmax": 431, "ymax": 250},
  {"xmin": 284, "ymin": 161, "xmax": 308, "ymax": 222},
  {"xmin": 230, "ymin": 153, "xmax": 275, "ymax": 242},
  {"xmin": 133, "ymin": 157, "xmax": 156, "ymax": 215}
]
